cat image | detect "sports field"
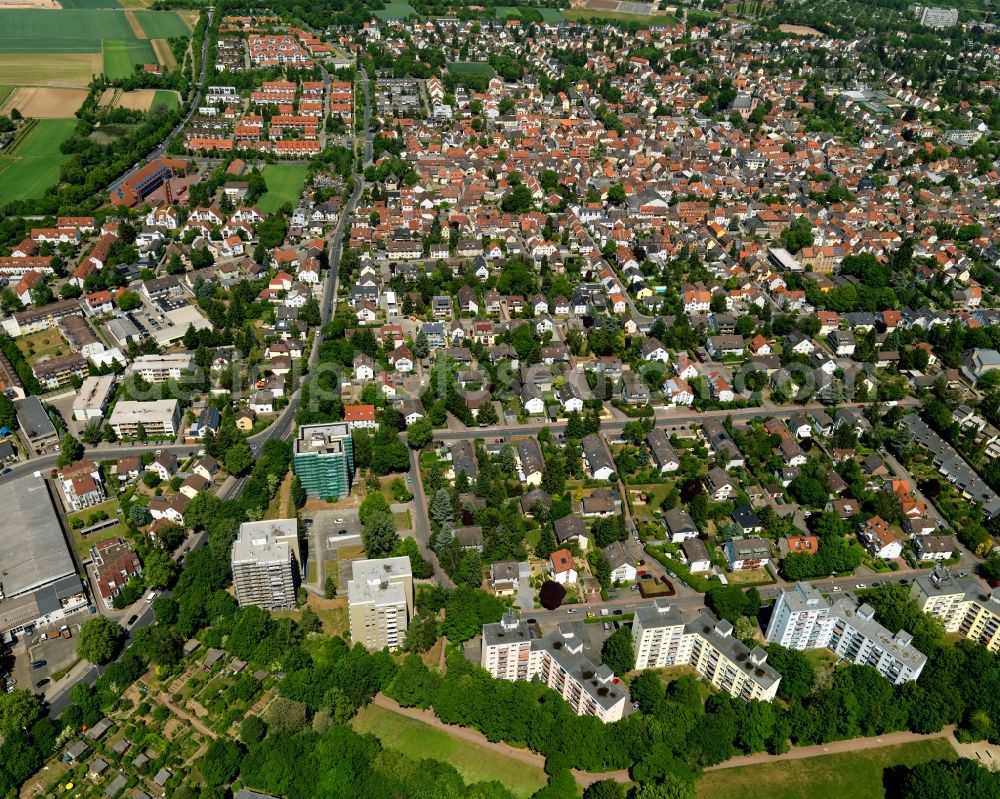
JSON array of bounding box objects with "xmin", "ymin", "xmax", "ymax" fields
[
  {"xmin": 696, "ymin": 739, "xmax": 957, "ymax": 799},
  {"xmin": 0, "ymin": 118, "xmax": 75, "ymax": 201},
  {"xmin": 103, "ymin": 38, "xmax": 156, "ymax": 78},
  {"xmin": 257, "ymin": 164, "xmax": 309, "ymax": 213},
  {"xmin": 562, "ymin": 7, "xmax": 679, "ymax": 24},
  {"xmin": 351, "ymin": 704, "xmax": 548, "ymax": 799}
]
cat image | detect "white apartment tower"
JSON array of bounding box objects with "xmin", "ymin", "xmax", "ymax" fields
[
  {"xmin": 231, "ymin": 519, "xmax": 300, "ymax": 611},
  {"xmin": 767, "ymin": 582, "xmax": 927, "ymax": 684}
]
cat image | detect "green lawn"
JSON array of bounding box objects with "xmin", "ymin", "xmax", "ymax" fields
[
  {"xmin": 351, "ymin": 704, "xmax": 548, "ymax": 799},
  {"xmin": 103, "ymin": 39, "xmax": 156, "ymax": 79},
  {"xmin": 257, "ymin": 164, "xmax": 309, "ymax": 213},
  {"xmin": 0, "ymin": 119, "xmax": 75, "ymax": 201},
  {"xmin": 372, "ymin": 1, "xmax": 416, "ymax": 20},
  {"xmin": 68, "ymin": 497, "xmax": 127, "ymax": 559},
  {"xmin": 495, "ymin": 6, "xmax": 565, "ymax": 20},
  {"xmin": 447, "ymin": 61, "xmax": 496, "ymax": 79},
  {"xmin": 132, "ymin": 9, "xmax": 191, "ymax": 36},
  {"xmin": 562, "ymin": 8, "xmax": 679, "ymax": 25},
  {"xmin": 151, "ymin": 89, "xmax": 179, "ymax": 112},
  {"xmin": 0, "ymin": 86, "xmax": 13, "ymax": 106},
  {"xmin": 696, "ymin": 739, "xmax": 957, "ymax": 799}
]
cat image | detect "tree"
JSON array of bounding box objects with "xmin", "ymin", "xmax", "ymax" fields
[
  {"xmin": 429, "ymin": 488, "xmax": 453, "ymax": 526},
  {"xmin": 539, "ymin": 580, "xmax": 566, "ymax": 610},
  {"xmin": 632, "ymin": 777, "xmax": 695, "ymax": 799},
  {"xmin": 413, "ymin": 330, "xmax": 430, "ymax": 359},
  {"xmin": 0, "ymin": 689, "xmax": 44, "ymax": 739},
  {"xmin": 601, "ymin": 627, "xmax": 635, "ymax": 675},
  {"xmin": 201, "ymin": 738, "xmax": 242, "ymax": 787},
  {"xmin": 240, "ymin": 716, "xmax": 267, "ymax": 745},
  {"xmin": 477, "ymin": 399, "xmax": 499, "ymax": 426},
  {"xmin": 129, "ymin": 504, "xmax": 153, "ymax": 527},
  {"xmin": 224, "ymin": 439, "xmax": 254, "ymax": 476},
  {"xmin": 76, "ymin": 617, "xmax": 125, "ymax": 665},
  {"xmin": 117, "ymin": 291, "xmax": 141, "ymax": 311},
  {"xmin": 56, "ymin": 434, "xmax": 83, "ymax": 467},
  {"xmin": 362, "ymin": 510, "xmax": 399, "ymax": 557},
  {"xmin": 0, "ymin": 394, "xmax": 16, "ymax": 430},
  {"xmin": 765, "ymin": 644, "xmax": 816, "ymax": 702},
  {"xmin": 263, "ymin": 696, "xmax": 308, "ymax": 735},
  {"xmin": 143, "ymin": 547, "xmax": 179, "ymax": 589},
  {"xmin": 323, "ymin": 575, "xmax": 337, "ymax": 599},
  {"xmin": 406, "ymin": 417, "xmax": 433, "ymax": 449}
]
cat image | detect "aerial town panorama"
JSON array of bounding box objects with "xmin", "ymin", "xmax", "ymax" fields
[{"xmin": 1, "ymin": 0, "xmax": 1000, "ymax": 797}]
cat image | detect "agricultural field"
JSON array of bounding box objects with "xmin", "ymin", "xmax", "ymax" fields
[
  {"xmin": 0, "ymin": 118, "xmax": 75, "ymax": 201},
  {"xmin": 131, "ymin": 9, "xmax": 190, "ymax": 37},
  {"xmin": 58, "ymin": 0, "xmax": 123, "ymax": 7},
  {"xmin": 0, "ymin": 86, "xmax": 88, "ymax": 117},
  {"xmin": 351, "ymin": 704, "xmax": 549, "ymax": 799},
  {"xmin": 0, "ymin": 8, "xmax": 188, "ymax": 84},
  {"xmin": 257, "ymin": 163, "xmax": 309, "ymax": 213},
  {"xmin": 103, "ymin": 38, "xmax": 157, "ymax": 79},
  {"xmin": 0, "ymin": 52, "xmax": 101, "ymax": 86},
  {"xmin": 98, "ymin": 87, "xmax": 178, "ymax": 111},
  {"xmin": 696, "ymin": 739, "xmax": 957, "ymax": 799},
  {"xmin": 372, "ymin": 1, "xmax": 416, "ymax": 20}
]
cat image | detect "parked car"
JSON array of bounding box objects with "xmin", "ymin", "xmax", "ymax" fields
[
  {"xmin": 31, "ymin": 660, "xmax": 46, "ymax": 670},
  {"xmin": 127, "ymin": 615, "xmax": 138, "ymax": 625}
]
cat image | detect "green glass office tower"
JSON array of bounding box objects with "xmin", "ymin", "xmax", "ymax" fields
[{"xmin": 293, "ymin": 423, "xmax": 355, "ymax": 499}]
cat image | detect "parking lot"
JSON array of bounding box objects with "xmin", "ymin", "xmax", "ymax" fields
[{"xmin": 7, "ymin": 619, "xmax": 86, "ymax": 696}]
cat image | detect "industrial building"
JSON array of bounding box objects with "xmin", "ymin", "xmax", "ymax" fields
[{"xmin": 0, "ymin": 476, "xmax": 87, "ymax": 642}]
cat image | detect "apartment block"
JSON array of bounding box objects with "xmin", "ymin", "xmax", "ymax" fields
[
  {"xmin": 481, "ymin": 613, "xmax": 627, "ymax": 722},
  {"xmin": 128, "ymin": 352, "xmax": 195, "ymax": 383},
  {"xmin": 911, "ymin": 571, "xmax": 1000, "ymax": 653},
  {"xmin": 108, "ymin": 399, "xmax": 181, "ymax": 438},
  {"xmin": 766, "ymin": 582, "xmax": 926, "ymax": 684},
  {"xmin": 231, "ymin": 519, "xmax": 300, "ymax": 611},
  {"xmin": 73, "ymin": 374, "xmax": 117, "ymax": 422},
  {"xmin": 632, "ymin": 600, "xmax": 781, "ymax": 702},
  {"xmin": 348, "ymin": 557, "xmax": 413, "ymax": 651},
  {"xmin": 293, "ymin": 423, "xmax": 354, "ymax": 499}
]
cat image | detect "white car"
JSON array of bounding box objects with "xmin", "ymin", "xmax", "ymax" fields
[
  {"xmin": 832, "ymin": 586, "xmax": 842, "ymax": 591},
  {"xmin": 855, "ymin": 583, "xmax": 867, "ymax": 589},
  {"xmin": 334, "ymin": 518, "xmax": 344, "ymax": 524}
]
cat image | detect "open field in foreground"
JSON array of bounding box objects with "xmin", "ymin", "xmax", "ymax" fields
[
  {"xmin": 0, "ymin": 117, "xmax": 75, "ymax": 200},
  {"xmin": 696, "ymin": 739, "xmax": 957, "ymax": 799},
  {"xmin": 257, "ymin": 163, "xmax": 308, "ymax": 213},
  {"xmin": 351, "ymin": 703, "xmax": 549, "ymax": 798},
  {"xmin": 0, "ymin": 86, "xmax": 87, "ymax": 117},
  {"xmin": 0, "ymin": 52, "xmax": 100, "ymax": 85},
  {"xmin": 103, "ymin": 37, "xmax": 156, "ymax": 79}
]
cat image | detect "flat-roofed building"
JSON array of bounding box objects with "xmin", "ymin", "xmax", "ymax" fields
[
  {"xmin": 632, "ymin": 599, "xmax": 781, "ymax": 702},
  {"xmin": 911, "ymin": 570, "xmax": 1000, "ymax": 653},
  {"xmin": 108, "ymin": 399, "xmax": 181, "ymax": 439},
  {"xmin": 73, "ymin": 374, "xmax": 117, "ymax": 422},
  {"xmin": 767, "ymin": 582, "xmax": 926, "ymax": 684},
  {"xmin": 293, "ymin": 423, "xmax": 354, "ymax": 499},
  {"xmin": 33, "ymin": 353, "xmax": 87, "ymax": 390},
  {"xmin": 231, "ymin": 519, "xmax": 300, "ymax": 611},
  {"xmin": 482, "ymin": 613, "xmax": 628, "ymax": 723},
  {"xmin": 0, "ymin": 476, "xmax": 87, "ymax": 642},
  {"xmin": 348, "ymin": 557, "xmax": 413, "ymax": 650},
  {"xmin": 13, "ymin": 395, "xmax": 58, "ymax": 448},
  {"xmin": 128, "ymin": 353, "xmax": 195, "ymax": 383}
]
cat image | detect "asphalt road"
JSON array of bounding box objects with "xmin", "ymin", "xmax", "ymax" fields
[{"xmin": 430, "ymin": 400, "xmax": 919, "ymax": 442}]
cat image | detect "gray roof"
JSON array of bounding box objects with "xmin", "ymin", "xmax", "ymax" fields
[
  {"xmin": 0, "ymin": 476, "xmax": 77, "ymax": 598},
  {"xmin": 13, "ymin": 395, "xmax": 57, "ymax": 441},
  {"xmin": 663, "ymin": 507, "xmax": 698, "ymax": 536},
  {"xmin": 901, "ymin": 414, "xmax": 1000, "ymax": 517}
]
